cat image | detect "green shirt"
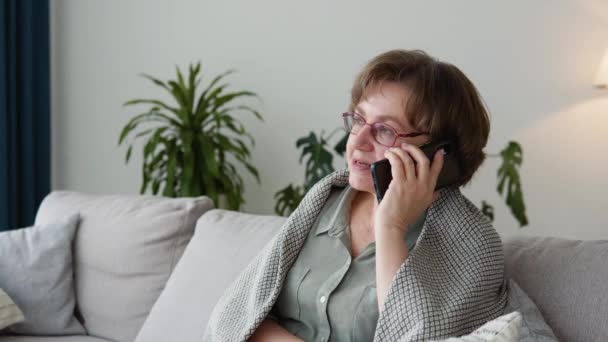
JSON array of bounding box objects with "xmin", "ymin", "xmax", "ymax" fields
[{"xmin": 271, "ymin": 185, "xmax": 427, "ymax": 342}]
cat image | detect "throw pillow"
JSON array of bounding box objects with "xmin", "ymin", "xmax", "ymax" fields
[
  {"xmin": 0, "ymin": 288, "xmax": 24, "ymax": 330},
  {"xmin": 0, "ymin": 214, "xmax": 85, "ymax": 335},
  {"xmin": 435, "ymin": 311, "xmax": 522, "ymax": 342},
  {"xmin": 504, "ymin": 279, "xmax": 558, "ymax": 341}
]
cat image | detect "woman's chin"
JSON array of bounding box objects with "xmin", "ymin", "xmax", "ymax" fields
[{"xmin": 348, "ymin": 173, "xmax": 374, "ymax": 194}]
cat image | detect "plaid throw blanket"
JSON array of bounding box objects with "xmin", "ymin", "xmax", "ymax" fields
[{"xmin": 203, "ymin": 169, "xmax": 508, "ymax": 341}]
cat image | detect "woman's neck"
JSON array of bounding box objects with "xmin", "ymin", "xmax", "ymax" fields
[{"xmin": 350, "ymin": 191, "xmax": 378, "ymax": 231}]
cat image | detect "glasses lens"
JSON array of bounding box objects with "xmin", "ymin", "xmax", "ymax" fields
[
  {"xmin": 344, "ymin": 113, "xmax": 363, "ymax": 134},
  {"xmin": 351, "ymin": 114, "xmax": 365, "ymax": 133},
  {"xmin": 343, "ymin": 114, "xmax": 353, "ymax": 132},
  {"xmin": 372, "ymin": 123, "xmax": 396, "ymax": 146}
]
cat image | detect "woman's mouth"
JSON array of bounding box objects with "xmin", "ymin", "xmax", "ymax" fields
[{"xmin": 351, "ymin": 159, "xmax": 371, "ymax": 171}]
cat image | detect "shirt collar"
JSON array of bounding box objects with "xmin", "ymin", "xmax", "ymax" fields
[
  {"xmin": 315, "ymin": 185, "xmax": 428, "ymax": 243},
  {"xmin": 315, "ymin": 185, "xmax": 357, "ymax": 237}
]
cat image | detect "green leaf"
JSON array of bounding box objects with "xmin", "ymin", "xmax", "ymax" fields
[
  {"xmin": 211, "ymin": 91, "xmax": 257, "ymax": 113},
  {"xmin": 481, "ymin": 200, "xmax": 494, "ymax": 222},
  {"xmin": 167, "ymin": 80, "xmax": 189, "ymax": 115},
  {"xmin": 151, "ymin": 177, "xmax": 161, "ymax": 194},
  {"xmin": 140, "ymin": 74, "xmax": 171, "ymax": 92},
  {"xmin": 199, "ymin": 135, "xmax": 220, "ymax": 177},
  {"xmin": 176, "ymin": 65, "xmax": 186, "ymax": 91},
  {"xmin": 333, "ymin": 132, "xmax": 348, "ymax": 156},
  {"xmin": 295, "ymin": 132, "xmax": 335, "ymax": 190},
  {"xmin": 162, "ymin": 140, "xmax": 177, "ymax": 197},
  {"xmin": 123, "ymin": 99, "xmax": 182, "ymax": 119},
  {"xmin": 496, "ymin": 141, "xmax": 529, "ymax": 227},
  {"xmin": 274, "ymin": 184, "xmax": 304, "ymax": 216},
  {"xmin": 125, "ymin": 145, "xmax": 133, "ymax": 163},
  {"xmin": 194, "ymin": 70, "xmax": 235, "ymax": 118},
  {"xmin": 234, "ymin": 105, "xmax": 264, "ymax": 121},
  {"xmin": 180, "ymin": 131, "xmax": 194, "ymax": 197},
  {"xmin": 187, "ymin": 63, "xmax": 201, "ymax": 113}
]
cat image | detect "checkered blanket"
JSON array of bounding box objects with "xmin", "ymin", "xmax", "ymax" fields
[{"xmin": 203, "ymin": 169, "xmax": 508, "ymax": 341}]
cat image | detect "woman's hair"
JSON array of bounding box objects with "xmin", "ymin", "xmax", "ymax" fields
[{"xmin": 349, "ymin": 49, "xmax": 490, "ymax": 187}]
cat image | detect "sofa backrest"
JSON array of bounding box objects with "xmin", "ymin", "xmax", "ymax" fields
[
  {"xmin": 35, "ymin": 191, "xmax": 213, "ymax": 342},
  {"xmin": 136, "ymin": 208, "xmax": 608, "ymax": 342},
  {"xmin": 135, "ymin": 209, "xmax": 286, "ymax": 342},
  {"xmin": 504, "ymin": 236, "xmax": 608, "ymax": 342}
]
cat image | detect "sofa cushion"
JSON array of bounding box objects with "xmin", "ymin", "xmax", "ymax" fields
[
  {"xmin": 0, "ymin": 214, "xmax": 84, "ymax": 335},
  {"xmin": 135, "ymin": 209, "xmax": 286, "ymax": 342},
  {"xmin": 34, "ymin": 192, "xmax": 213, "ymax": 342},
  {"xmin": 504, "ymin": 236, "xmax": 608, "ymax": 342}
]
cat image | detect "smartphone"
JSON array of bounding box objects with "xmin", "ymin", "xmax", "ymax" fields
[{"xmin": 370, "ymin": 140, "xmax": 461, "ymax": 203}]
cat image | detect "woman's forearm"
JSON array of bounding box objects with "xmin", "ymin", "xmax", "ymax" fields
[
  {"xmin": 248, "ymin": 319, "xmax": 304, "ymax": 342},
  {"xmin": 375, "ymin": 228, "xmax": 409, "ymax": 311}
]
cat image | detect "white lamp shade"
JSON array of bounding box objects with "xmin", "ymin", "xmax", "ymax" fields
[{"xmin": 595, "ymin": 48, "xmax": 608, "ymax": 88}]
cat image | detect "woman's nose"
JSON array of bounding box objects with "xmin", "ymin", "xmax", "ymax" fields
[{"xmin": 352, "ymin": 124, "xmax": 375, "ymax": 148}]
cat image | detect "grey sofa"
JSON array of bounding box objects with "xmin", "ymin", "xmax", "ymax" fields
[{"xmin": 2, "ymin": 192, "xmax": 607, "ymax": 341}]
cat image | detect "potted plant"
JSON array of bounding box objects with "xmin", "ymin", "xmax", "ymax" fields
[{"xmin": 118, "ymin": 63, "xmax": 263, "ymax": 210}]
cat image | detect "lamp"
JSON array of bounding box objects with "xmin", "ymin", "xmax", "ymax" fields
[{"xmin": 594, "ymin": 48, "xmax": 608, "ymax": 88}]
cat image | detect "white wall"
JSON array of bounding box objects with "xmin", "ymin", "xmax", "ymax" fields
[{"xmin": 51, "ymin": 0, "xmax": 608, "ymax": 240}]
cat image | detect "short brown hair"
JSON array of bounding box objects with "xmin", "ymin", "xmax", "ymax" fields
[{"xmin": 349, "ymin": 49, "xmax": 490, "ymax": 187}]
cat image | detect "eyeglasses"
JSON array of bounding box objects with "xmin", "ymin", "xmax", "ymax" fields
[{"xmin": 342, "ymin": 112, "xmax": 428, "ymax": 147}]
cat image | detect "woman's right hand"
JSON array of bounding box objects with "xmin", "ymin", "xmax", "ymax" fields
[{"xmin": 248, "ymin": 319, "xmax": 304, "ymax": 342}]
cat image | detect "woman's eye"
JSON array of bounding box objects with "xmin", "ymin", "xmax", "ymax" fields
[{"xmin": 376, "ymin": 125, "xmax": 393, "ymax": 136}]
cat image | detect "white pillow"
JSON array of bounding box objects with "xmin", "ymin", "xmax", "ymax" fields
[
  {"xmin": 0, "ymin": 288, "xmax": 24, "ymax": 330},
  {"xmin": 0, "ymin": 214, "xmax": 85, "ymax": 335},
  {"xmin": 435, "ymin": 311, "xmax": 522, "ymax": 342}
]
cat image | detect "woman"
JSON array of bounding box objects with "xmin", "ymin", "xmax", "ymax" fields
[{"xmin": 204, "ymin": 50, "xmax": 508, "ymax": 341}]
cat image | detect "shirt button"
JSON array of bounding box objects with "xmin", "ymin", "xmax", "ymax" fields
[{"xmin": 319, "ymin": 295, "xmax": 326, "ymax": 303}]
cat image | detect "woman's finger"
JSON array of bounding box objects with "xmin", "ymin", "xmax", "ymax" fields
[
  {"xmin": 401, "ymin": 143, "xmax": 430, "ymax": 182},
  {"xmin": 389, "ymin": 146, "xmax": 416, "ymax": 182}
]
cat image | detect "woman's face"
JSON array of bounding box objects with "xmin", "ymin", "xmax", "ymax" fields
[{"xmin": 346, "ymin": 82, "xmax": 429, "ymax": 195}]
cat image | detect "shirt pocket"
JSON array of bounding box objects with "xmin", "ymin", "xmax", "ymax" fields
[
  {"xmin": 275, "ymin": 267, "xmax": 311, "ymax": 320},
  {"xmin": 351, "ymin": 285, "xmax": 380, "ymax": 342}
]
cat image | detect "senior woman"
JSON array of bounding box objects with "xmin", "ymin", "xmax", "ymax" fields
[{"xmin": 203, "ymin": 50, "xmax": 508, "ymax": 341}]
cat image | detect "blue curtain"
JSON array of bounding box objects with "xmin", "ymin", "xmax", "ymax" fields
[{"xmin": 0, "ymin": 0, "xmax": 50, "ymax": 230}]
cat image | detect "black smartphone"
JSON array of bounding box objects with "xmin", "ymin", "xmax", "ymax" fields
[{"xmin": 370, "ymin": 140, "xmax": 461, "ymax": 203}]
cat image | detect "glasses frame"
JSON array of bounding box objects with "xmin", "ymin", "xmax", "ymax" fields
[{"xmin": 342, "ymin": 112, "xmax": 428, "ymax": 147}]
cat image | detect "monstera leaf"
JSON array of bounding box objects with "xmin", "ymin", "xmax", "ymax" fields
[
  {"xmin": 274, "ymin": 130, "xmax": 344, "ymax": 216},
  {"xmin": 274, "ymin": 184, "xmax": 305, "ymax": 217},
  {"xmin": 496, "ymin": 141, "xmax": 528, "ymax": 227},
  {"xmin": 296, "ymin": 131, "xmax": 336, "ymax": 190},
  {"xmin": 481, "ymin": 200, "xmax": 495, "ymax": 222},
  {"xmin": 334, "ymin": 132, "xmax": 348, "ymax": 156}
]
